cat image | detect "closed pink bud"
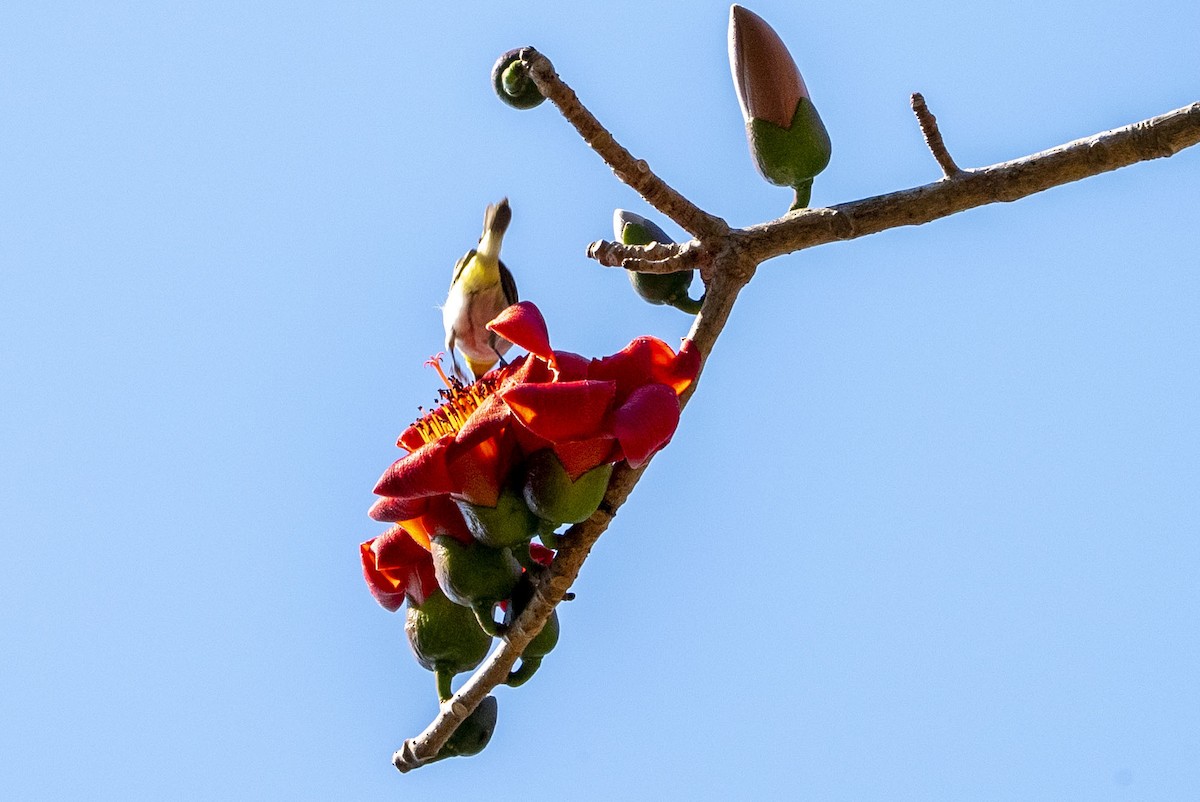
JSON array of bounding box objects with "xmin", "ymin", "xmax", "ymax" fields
[{"xmin": 728, "ymin": 4, "xmax": 809, "ymax": 129}]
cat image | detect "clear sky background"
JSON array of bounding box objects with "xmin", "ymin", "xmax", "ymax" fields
[{"xmin": 2, "ymin": 1, "xmax": 1198, "ymax": 799}]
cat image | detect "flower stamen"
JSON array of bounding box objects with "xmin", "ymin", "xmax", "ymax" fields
[
  {"xmin": 401, "ymin": 359, "xmax": 502, "ymax": 451},
  {"xmin": 424, "ymin": 353, "xmax": 455, "ymax": 390}
]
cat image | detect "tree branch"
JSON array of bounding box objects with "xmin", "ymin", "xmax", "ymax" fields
[
  {"xmin": 392, "ymin": 51, "xmax": 1198, "ymax": 771},
  {"xmin": 519, "ymin": 47, "xmax": 730, "ymax": 241},
  {"xmin": 739, "ymin": 102, "xmax": 1200, "ymax": 264}
]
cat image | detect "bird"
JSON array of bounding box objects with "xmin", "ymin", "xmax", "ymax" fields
[{"xmin": 442, "ymin": 198, "xmax": 519, "ymax": 382}]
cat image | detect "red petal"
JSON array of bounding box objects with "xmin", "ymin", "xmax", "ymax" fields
[
  {"xmin": 407, "ymin": 560, "xmax": 439, "ymax": 607},
  {"xmin": 666, "ymin": 339, "xmax": 702, "ymax": 395},
  {"xmin": 509, "ymin": 416, "xmax": 553, "ymax": 456},
  {"xmin": 397, "ymin": 425, "xmax": 426, "ymax": 452},
  {"xmin": 368, "ymin": 495, "xmax": 428, "ymax": 523},
  {"xmin": 612, "ymin": 383, "xmax": 681, "ymax": 467},
  {"xmin": 418, "ymin": 496, "xmax": 474, "ymax": 544},
  {"xmin": 361, "ymin": 568, "xmax": 406, "ymax": 612},
  {"xmin": 361, "ymin": 527, "xmax": 438, "ymax": 611},
  {"xmin": 372, "ymin": 525, "xmax": 428, "ymax": 571},
  {"xmin": 502, "ymin": 380, "xmax": 616, "ymax": 442},
  {"xmin": 551, "ymin": 351, "xmax": 591, "ymax": 382},
  {"xmin": 502, "ymin": 351, "xmax": 554, "ymax": 387},
  {"xmin": 445, "ymin": 429, "xmax": 514, "ymax": 508},
  {"xmin": 553, "ymin": 435, "xmax": 616, "ymax": 480},
  {"xmin": 529, "ymin": 542, "xmax": 555, "ymax": 567},
  {"xmin": 373, "ymin": 438, "xmax": 454, "ymax": 498},
  {"xmin": 393, "ymin": 495, "xmax": 474, "ymax": 549},
  {"xmin": 454, "ymin": 393, "xmax": 511, "ymax": 450},
  {"xmin": 487, "ymin": 302, "xmax": 554, "ymax": 361},
  {"xmin": 589, "ymin": 336, "xmax": 664, "ymax": 389},
  {"xmin": 589, "ymin": 337, "xmax": 699, "ymax": 399}
]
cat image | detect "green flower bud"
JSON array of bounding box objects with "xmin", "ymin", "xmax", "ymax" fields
[
  {"xmin": 456, "ymin": 483, "xmax": 539, "ymax": 549},
  {"xmin": 522, "ymin": 449, "xmax": 613, "ymax": 526},
  {"xmin": 428, "ymin": 696, "xmax": 499, "ymax": 763},
  {"xmin": 745, "ymin": 99, "xmax": 830, "ymax": 208},
  {"xmin": 492, "ymin": 48, "xmax": 545, "ymax": 110},
  {"xmin": 729, "ymin": 5, "xmax": 831, "ymax": 210},
  {"xmin": 613, "ymin": 210, "xmax": 702, "ymax": 314},
  {"xmin": 431, "ymin": 535, "xmax": 522, "ymax": 637},
  {"xmin": 404, "ymin": 588, "xmax": 492, "ymax": 701}
]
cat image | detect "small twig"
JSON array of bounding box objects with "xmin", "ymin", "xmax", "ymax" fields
[
  {"xmin": 911, "ymin": 92, "xmax": 962, "ymax": 177},
  {"xmin": 586, "ymin": 240, "xmax": 710, "ymax": 278},
  {"xmin": 587, "ymin": 240, "xmax": 682, "ymax": 265},
  {"xmin": 519, "ymin": 47, "xmax": 729, "ymax": 241}
]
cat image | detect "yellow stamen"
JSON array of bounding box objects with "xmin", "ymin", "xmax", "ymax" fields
[{"xmin": 400, "ymin": 356, "xmax": 501, "ymax": 452}]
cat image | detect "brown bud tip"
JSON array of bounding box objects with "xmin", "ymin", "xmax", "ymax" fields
[{"xmin": 728, "ymin": 4, "xmax": 809, "ymax": 129}]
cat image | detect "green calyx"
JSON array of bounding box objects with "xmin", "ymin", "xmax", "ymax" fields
[
  {"xmin": 428, "ymin": 696, "xmax": 499, "ymax": 763},
  {"xmin": 619, "ymin": 220, "xmax": 702, "ymax": 314},
  {"xmin": 431, "ymin": 536, "xmax": 522, "ymax": 637},
  {"xmin": 404, "ymin": 588, "xmax": 492, "ymax": 698},
  {"xmin": 523, "ymin": 449, "xmax": 613, "ymax": 526},
  {"xmin": 747, "ymin": 96, "xmax": 831, "ymax": 202},
  {"xmin": 456, "ymin": 484, "xmax": 539, "ymax": 549},
  {"xmin": 491, "ymin": 48, "xmax": 545, "ymax": 110}
]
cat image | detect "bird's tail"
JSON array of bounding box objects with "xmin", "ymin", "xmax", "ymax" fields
[{"xmin": 477, "ymin": 198, "xmax": 511, "ymax": 262}]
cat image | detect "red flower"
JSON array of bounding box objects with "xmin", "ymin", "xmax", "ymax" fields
[
  {"xmin": 374, "ymin": 301, "xmax": 696, "ymax": 503},
  {"xmin": 487, "ymin": 302, "xmax": 700, "ymax": 477},
  {"xmin": 363, "ymin": 301, "xmax": 699, "ymax": 609}
]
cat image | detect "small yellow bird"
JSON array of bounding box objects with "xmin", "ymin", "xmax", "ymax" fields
[{"xmin": 442, "ymin": 198, "xmax": 519, "ymax": 382}]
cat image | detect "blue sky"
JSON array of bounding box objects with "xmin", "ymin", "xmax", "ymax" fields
[{"xmin": 2, "ymin": 1, "xmax": 1198, "ymax": 798}]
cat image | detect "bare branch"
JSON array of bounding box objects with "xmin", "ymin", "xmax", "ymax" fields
[
  {"xmin": 519, "ymin": 48, "xmax": 730, "ymax": 241},
  {"xmin": 392, "ymin": 47, "xmax": 1198, "ymax": 770},
  {"xmin": 393, "ymin": 475, "xmax": 631, "ymax": 772},
  {"xmin": 741, "ymin": 102, "xmax": 1200, "ymax": 264},
  {"xmin": 911, "ymin": 92, "xmax": 962, "ymax": 177}
]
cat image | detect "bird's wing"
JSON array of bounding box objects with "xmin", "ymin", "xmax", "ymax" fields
[
  {"xmin": 499, "ymin": 259, "xmax": 518, "ymax": 305},
  {"xmin": 450, "ymin": 250, "xmax": 476, "ymax": 288}
]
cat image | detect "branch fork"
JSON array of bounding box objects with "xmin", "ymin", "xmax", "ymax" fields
[{"xmin": 390, "ymin": 45, "xmax": 1200, "ymax": 773}]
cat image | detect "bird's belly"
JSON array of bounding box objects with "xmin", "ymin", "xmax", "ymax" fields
[{"xmin": 443, "ymin": 285, "xmax": 513, "ymax": 361}]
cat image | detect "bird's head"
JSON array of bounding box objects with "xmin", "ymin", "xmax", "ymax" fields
[{"xmin": 483, "ymin": 197, "xmax": 511, "ymax": 239}]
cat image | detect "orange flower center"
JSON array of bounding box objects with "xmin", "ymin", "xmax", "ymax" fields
[{"xmin": 404, "ymin": 354, "xmax": 499, "ymax": 451}]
